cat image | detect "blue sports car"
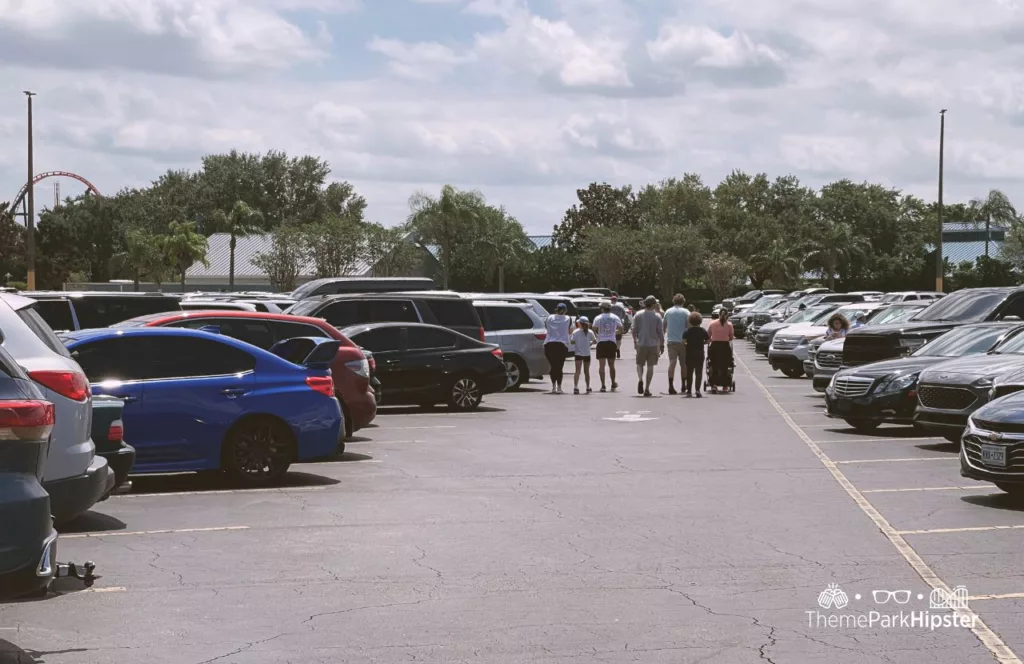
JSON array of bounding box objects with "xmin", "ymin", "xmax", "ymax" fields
[{"xmin": 62, "ymin": 327, "xmax": 343, "ymax": 486}]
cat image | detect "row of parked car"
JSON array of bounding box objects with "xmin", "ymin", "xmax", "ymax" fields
[
  {"xmin": 0, "ymin": 280, "xmax": 618, "ymax": 599},
  {"xmin": 733, "ymin": 285, "xmax": 1024, "ymax": 498}
]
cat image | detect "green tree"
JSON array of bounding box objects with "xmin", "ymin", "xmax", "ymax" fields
[
  {"xmin": 580, "ymin": 226, "xmax": 641, "ymax": 290},
  {"xmin": 0, "ymin": 202, "xmax": 26, "ymax": 283},
  {"xmin": 703, "ymin": 253, "xmax": 747, "ymax": 302},
  {"xmin": 252, "ymin": 226, "xmax": 307, "ymax": 291},
  {"xmin": 804, "ymin": 217, "xmax": 870, "ymax": 291},
  {"xmin": 969, "ymin": 189, "xmax": 1018, "ymax": 259},
  {"xmin": 164, "ymin": 220, "xmax": 209, "ymax": 292},
  {"xmin": 303, "ymin": 214, "xmax": 366, "ymax": 278},
  {"xmin": 751, "ymin": 237, "xmax": 802, "ymax": 288},
  {"xmin": 112, "ymin": 229, "xmax": 168, "ymax": 290},
  {"xmin": 643, "ymin": 224, "xmax": 706, "ymax": 299},
  {"xmin": 553, "ymin": 182, "xmax": 639, "ymax": 251},
  {"xmin": 362, "ymin": 224, "xmax": 422, "ymax": 277},
  {"xmin": 636, "ymin": 175, "xmax": 714, "ymax": 228},
  {"xmin": 407, "ymin": 185, "xmax": 485, "ymax": 290},
  {"xmin": 212, "ymin": 200, "xmax": 264, "ymax": 289},
  {"xmin": 472, "ymin": 206, "xmax": 532, "ymax": 292}
]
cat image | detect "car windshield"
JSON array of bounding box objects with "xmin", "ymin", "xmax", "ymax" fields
[
  {"xmin": 749, "ymin": 297, "xmax": 783, "ymax": 312},
  {"xmin": 914, "ymin": 326, "xmax": 1015, "ymax": 357},
  {"xmin": 910, "ymin": 290, "xmax": 1007, "ymax": 322},
  {"xmin": 989, "ymin": 329, "xmax": 1024, "ymax": 354},
  {"xmin": 785, "ymin": 305, "xmax": 831, "ymax": 324},
  {"xmin": 868, "ymin": 306, "xmax": 922, "ymax": 326},
  {"xmin": 881, "ymin": 293, "xmax": 903, "ymax": 303},
  {"xmin": 830, "ymin": 305, "xmax": 875, "ymax": 322}
]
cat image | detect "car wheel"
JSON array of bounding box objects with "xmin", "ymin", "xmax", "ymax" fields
[
  {"xmin": 780, "ymin": 365, "xmax": 804, "ymax": 378},
  {"xmin": 844, "ymin": 418, "xmax": 880, "ymax": 432},
  {"xmin": 448, "ymin": 376, "xmax": 482, "ymax": 411},
  {"xmin": 505, "ymin": 356, "xmax": 528, "ymax": 391},
  {"xmin": 340, "ymin": 401, "xmax": 354, "ymax": 440},
  {"xmin": 223, "ymin": 417, "xmax": 294, "ymax": 487}
]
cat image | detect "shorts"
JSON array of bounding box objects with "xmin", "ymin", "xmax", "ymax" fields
[
  {"xmin": 575, "ymin": 355, "xmax": 591, "ymax": 370},
  {"xmin": 596, "ymin": 341, "xmax": 618, "ymax": 360},
  {"xmin": 636, "ymin": 345, "xmax": 660, "ymax": 367},
  {"xmin": 667, "ymin": 342, "xmax": 684, "ymax": 363}
]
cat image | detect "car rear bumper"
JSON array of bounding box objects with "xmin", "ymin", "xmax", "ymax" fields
[
  {"xmin": 100, "ymin": 444, "xmax": 136, "ymax": 490},
  {"xmin": 0, "ymin": 531, "xmax": 57, "ymax": 601},
  {"xmin": 44, "ymin": 455, "xmax": 114, "ymax": 524},
  {"xmin": 294, "ymin": 400, "xmax": 345, "ymax": 462},
  {"xmin": 482, "ymin": 370, "xmax": 510, "ymax": 395},
  {"xmin": 0, "ymin": 472, "xmax": 55, "ymax": 599},
  {"xmin": 342, "ymin": 387, "xmax": 377, "ymax": 432}
]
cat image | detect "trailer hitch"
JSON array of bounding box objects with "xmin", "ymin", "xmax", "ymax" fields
[{"xmin": 55, "ymin": 561, "xmax": 96, "ymax": 588}]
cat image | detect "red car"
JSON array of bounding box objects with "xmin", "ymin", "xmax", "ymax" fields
[{"xmin": 114, "ymin": 311, "xmax": 376, "ymax": 443}]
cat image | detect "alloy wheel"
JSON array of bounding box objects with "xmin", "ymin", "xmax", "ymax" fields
[
  {"xmin": 451, "ymin": 378, "xmax": 481, "ymax": 410},
  {"xmin": 229, "ymin": 420, "xmax": 291, "ymax": 485},
  {"xmin": 505, "ymin": 361, "xmax": 520, "ymax": 388}
]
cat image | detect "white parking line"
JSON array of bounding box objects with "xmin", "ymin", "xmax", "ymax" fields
[
  {"xmin": 972, "ymin": 593, "xmax": 1024, "ymax": 601},
  {"xmin": 83, "ymin": 586, "xmax": 126, "ymax": 593},
  {"xmin": 785, "ymin": 411, "xmax": 830, "ymax": 416},
  {"xmin": 347, "ymin": 439, "xmax": 425, "ymax": 444},
  {"xmin": 896, "ymin": 524, "xmax": 1024, "ymax": 535},
  {"xmin": 62, "ymin": 526, "xmax": 249, "ymax": 539},
  {"xmin": 862, "ymin": 486, "xmax": 987, "ymax": 494},
  {"xmin": 115, "ymin": 486, "xmax": 329, "ymax": 499},
  {"xmin": 736, "ymin": 354, "xmax": 1022, "ymax": 663},
  {"xmin": 835, "ymin": 457, "xmax": 956, "ymax": 464},
  {"xmin": 317, "ymin": 459, "xmax": 383, "ymax": 464}
]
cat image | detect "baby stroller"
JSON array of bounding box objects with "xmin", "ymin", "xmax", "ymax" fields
[{"xmin": 704, "ymin": 343, "xmax": 736, "ymax": 393}]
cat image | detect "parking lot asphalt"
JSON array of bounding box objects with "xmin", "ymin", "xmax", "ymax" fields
[{"xmin": 3, "ymin": 341, "xmax": 1023, "ymax": 663}]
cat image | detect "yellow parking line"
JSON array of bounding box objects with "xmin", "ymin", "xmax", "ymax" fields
[
  {"xmin": 816, "ymin": 437, "xmax": 942, "ymax": 444},
  {"xmin": 862, "ymin": 486, "xmax": 986, "ymax": 494},
  {"xmin": 83, "ymin": 586, "xmax": 126, "ymax": 593},
  {"xmin": 835, "ymin": 457, "xmax": 956, "ymax": 464},
  {"xmin": 736, "ymin": 354, "xmax": 1022, "ymax": 663},
  {"xmin": 62, "ymin": 526, "xmax": 249, "ymax": 539},
  {"xmin": 896, "ymin": 525, "xmax": 1024, "ymax": 535},
  {"xmin": 972, "ymin": 593, "xmax": 1024, "ymax": 601}
]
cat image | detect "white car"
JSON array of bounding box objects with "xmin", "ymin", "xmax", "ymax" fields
[
  {"xmin": 768, "ymin": 303, "xmax": 885, "ymax": 378},
  {"xmin": 0, "ymin": 293, "xmax": 113, "ymax": 523}
]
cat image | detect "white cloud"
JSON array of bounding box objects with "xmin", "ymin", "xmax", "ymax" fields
[{"xmin": 4, "ymin": 0, "xmax": 1024, "ymax": 235}]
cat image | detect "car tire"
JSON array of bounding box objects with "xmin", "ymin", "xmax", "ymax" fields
[
  {"xmin": 448, "ymin": 376, "xmax": 482, "ymax": 411},
  {"xmin": 845, "ymin": 418, "xmax": 880, "ymax": 432},
  {"xmin": 222, "ymin": 416, "xmax": 294, "ymax": 487},
  {"xmin": 781, "ymin": 365, "xmax": 804, "ymax": 378},
  {"xmin": 505, "ymin": 356, "xmax": 528, "ymax": 391},
  {"xmin": 340, "ymin": 401, "xmax": 354, "ymax": 440}
]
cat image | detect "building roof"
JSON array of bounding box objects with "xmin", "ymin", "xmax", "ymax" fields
[
  {"xmin": 528, "ymin": 235, "xmax": 553, "ymax": 249},
  {"xmin": 186, "ymin": 233, "xmax": 372, "ymax": 279}
]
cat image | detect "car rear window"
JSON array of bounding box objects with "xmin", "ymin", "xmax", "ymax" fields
[
  {"xmin": 422, "ymin": 299, "xmax": 480, "ymax": 327},
  {"xmin": 72, "ymin": 296, "xmax": 182, "ymax": 328},
  {"xmin": 479, "ymin": 306, "xmax": 534, "ymax": 331},
  {"xmin": 17, "ymin": 307, "xmax": 72, "ymax": 358},
  {"xmin": 32, "ymin": 299, "xmax": 76, "ymax": 331}
]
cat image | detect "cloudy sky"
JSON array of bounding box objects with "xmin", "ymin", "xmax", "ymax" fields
[{"xmin": 0, "ymin": 0, "xmax": 1021, "ymax": 235}]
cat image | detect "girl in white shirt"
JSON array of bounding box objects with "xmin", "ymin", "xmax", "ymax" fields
[
  {"xmin": 570, "ymin": 316, "xmax": 597, "ymax": 394},
  {"xmin": 544, "ymin": 303, "xmax": 573, "ymax": 393}
]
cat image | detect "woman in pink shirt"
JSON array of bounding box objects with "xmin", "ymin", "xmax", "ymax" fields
[{"xmin": 707, "ymin": 309, "xmax": 735, "ymax": 392}]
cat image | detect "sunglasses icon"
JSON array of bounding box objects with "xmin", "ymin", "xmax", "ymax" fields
[{"xmin": 873, "ymin": 590, "xmax": 911, "ymax": 604}]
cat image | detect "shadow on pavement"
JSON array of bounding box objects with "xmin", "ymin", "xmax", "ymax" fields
[
  {"xmin": 915, "ymin": 442, "xmax": 959, "ymax": 454},
  {"xmin": 125, "ymin": 470, "xmax": 340, "ymax": 495},
  {"xmin": 58, "ymin": 511, "xmax": 127, "ymax": 535},
  {"xmin": 961, "ymin": 493, "xmax": 1024, "ymax": 512},
  {"xmin": 322, "ymin": 452, "xmax": 374, "ymax": 463},
  {"xmin": 377, "ymin": 405, "xmax": 505, "ymax": 415},
  {"xmin": 823, "ymin": 426, "xmax": 923, "ymax": 438},
  {"xmin": 0, "ymin": 639, "xmax": 55, "ymax": 662}
]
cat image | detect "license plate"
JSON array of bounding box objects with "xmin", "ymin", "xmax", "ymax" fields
[{"xmin": 981, "ymin": 444, "xmax": 1007, "ymax": 467}]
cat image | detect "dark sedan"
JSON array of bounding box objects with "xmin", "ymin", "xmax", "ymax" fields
[
  {"xmin": 825, "ymin": 323, "xmax": 1024, "ymax": 432},
  {"xmin": 915, "ymin": 325, "xmax": 1024, "ymax": 441},
  {"xmin": 961, "ymin": 393, "xmax": 1024, "ymax": 496},
  {"xmin": 340, "ymin": 323, "xmax": 508, "ymax": 411}
]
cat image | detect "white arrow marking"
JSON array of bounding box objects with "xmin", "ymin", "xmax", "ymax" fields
[{"xmin": 603, "ymin": 410, "xmax": 657, "ymax": 422}]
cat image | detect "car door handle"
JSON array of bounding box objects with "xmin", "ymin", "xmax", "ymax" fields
[
  {"xmin": 116, "ymin": 395, "xmax": 138, "ymax": 404},
  {"xmin": 221, "ymin": 388, "xmax": 246, "ymax": 398}
]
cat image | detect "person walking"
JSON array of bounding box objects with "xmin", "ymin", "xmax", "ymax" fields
[
  {"xmin": 663, "ymin": 293, "xmax": 690, "ymax": 395},
  {"xmin": 609, "ymin": 294, "xmax": 629, "ymax": 359},
  {"xmin": 569, "ymin": 316, "xmax": 597, "ymax": 394},
  {"xmin": 707, "ymin": 308, "xmax": 735, "ymax": 393},
  {"xmin": 592, "ymin": 301, "xmax": 623, "ymax": 392},
  {"xmin": 683, "ymin": 312, "xmax": 709, "ymax": 397},
  {"xmin": 631, "ymin": 295, "xmax": 664, "ymax": 397},
  {"xmin": 544, "ymin": 302, "xmax": 572, "ymax": 394}
]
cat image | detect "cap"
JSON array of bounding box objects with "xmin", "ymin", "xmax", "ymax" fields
[
  {"xmin": 600, "ymin": 301, "xmax": 612, "ymax": 311},
  {"xmin": 555, "ymin": 302, "xmax": 568, "ymax": 312},
  {"xmin": 644, "ymin": 295, "xmax": 657, "ymax": 306},
  {"xmin": 578, "ymin": 315, "xmax": 590, "ymax": 324}
]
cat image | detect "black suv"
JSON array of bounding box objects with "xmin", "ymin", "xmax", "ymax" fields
[
  {"xmin": 843, "ymin": 287, "xmax": 1024, "ymax": 368},
  {"xmin": 22, "ymin": 292, "xmax": 182, "ymax": 332},
  {"xmin": 288, "ymin": 293, "xmax": 485, "ymax": 341}
]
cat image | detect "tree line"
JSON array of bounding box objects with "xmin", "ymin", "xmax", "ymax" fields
[{"xmin": 1, "ymin": 151, "xmax": 1022, "ymax": 300}]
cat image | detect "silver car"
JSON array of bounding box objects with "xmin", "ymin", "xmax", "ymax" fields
[
  {"xmin": 0, "ymin": 293, "xmax": 113, "ymax": 524},
  {"xmin": 474, "ymin": 301, "xmax": 547, "ymax": 390}
]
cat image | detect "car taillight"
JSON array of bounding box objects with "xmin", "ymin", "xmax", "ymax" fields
[
  {"xmin": 305, "ymin": 375, "xmax": 335, "ymax": 397},
  {"xmin": 108, "ymin": 419, "xmax": 124, "ymax": 442},
  {"xmin": 29, "ymin": 370, "xmax": 90, "ymax": 402},
  {"xmin": 0, "ymin": 400, "xmax": 55, "ymax": 441},
  {"xmin": 491, "ymin": 348, "xmax": 503, "ymax": 359},
  {"xmin": 345, "ymin": 359, "xmax": 370, "ymax": 379},
  {"xmin": 534, "ymin": 333, "xmax": 547, "ymax": 341},
  {"xmin": 479, "ymin": 327, "xmax": 486, "ymax": 342}
]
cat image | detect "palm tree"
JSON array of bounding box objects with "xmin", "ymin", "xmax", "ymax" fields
[
  {"xmin": 112, "ymin": 229, "xmax": 167, "ymax": 291},
  {"xmin": 213, "ymin": 200, "xmax": 264, "ymax": 289},
  {"xmin": 407, "ymin": 185, "xmax": 484, "ymax": 289},
  {"xmin": 473, "ymin": 206, "xmax": 530, "ymax": 292},
  {"xmin": 968, "ymin": 189, "xmax": 1017, "ymax": 258},
  {"xmin": 164, "ymin": 220, "xmax": 209, "ymax": 292},
  {"xmin": 805, "ymin": 220, "xmax": 869, "ymax": 291},
  {"xmin": 751, "ymin": 237, "xmax": 802, "ymax": 288}
]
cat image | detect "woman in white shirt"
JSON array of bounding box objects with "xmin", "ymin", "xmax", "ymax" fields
[
  {"xmin": 570, "ymin": 316, "xmax": 597, "ymax": 394},
  {"xmin": 544, "ymin": 302, "xmax": 572, "ymax": 394}
]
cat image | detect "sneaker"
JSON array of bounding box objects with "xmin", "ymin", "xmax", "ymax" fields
[
  {"xmin": 643, "ymin": 390, "xmax": 652, "ymax": 397},
  {"xmin": 600, "ymin": 386, "xmax": 607, "ymax": 393},
  {"xmin": 695, "ymin": 392, "xmax": 703, "ymax": 398},
  {"xmin": 637, "ymin": 380, "xmax": 644, "ymax": 395},
  {"xmin": 549, "ymin": 387, "xmax": 557, "ymax": 394},
  {"xmin": 573, "ymin": 387, "xmax": 580, "ymax": 395},
  {"xmin": 611, "ymin": 383, "xmax": 618, "ymax": 392},
  {"xmin": 685, "ymin": 392, "xmax": 692, "ymax": 398},
  {"xmin": 668, "ymin": 386, "xmax": 677, "ymax": 395},
  {"xmin": 556, "ymin": 386, "xmax": 564, "ymax": 394},
  {"xmin": 586, "ymin": 387, "xmax": 592, "ymax": 394}
]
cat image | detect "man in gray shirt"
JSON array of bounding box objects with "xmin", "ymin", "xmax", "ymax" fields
[
  {"xmin": 631, "ymin": 295, "xmax": 664, "ymax": 397},
  {"xmin": 609, "ymin": 293, "xmax": 629, "ymax": 358}
]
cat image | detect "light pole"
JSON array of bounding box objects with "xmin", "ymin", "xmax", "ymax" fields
[
  {"xmin": 936, "ymin": 109, "xmax": 946, "ymax": 293},
  {"xmin": 24, "ymin": 91, "xmax": 36, "ymax": 291}
]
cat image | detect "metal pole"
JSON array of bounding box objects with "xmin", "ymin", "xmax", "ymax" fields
[
  {"xmin": 24, "ymin": 91, "xmax": 36, "ymax": 291},
  {"xmin": 936, "ymin": 109, "xmax": 946, "ymax": 292}
]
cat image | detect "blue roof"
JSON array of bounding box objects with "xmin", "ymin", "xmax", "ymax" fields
[
  {"xmin": 62, "ymin": 326, "xmax": 219, "ymax": 346},
  {"xmin": 528, "ymin": 235, "xmax": 553, "ymax": 249}
]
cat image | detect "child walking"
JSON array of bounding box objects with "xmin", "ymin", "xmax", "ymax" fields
[
  {"xmin": 682, "ymin": 311, "xmax": 709, "ymax": 397},
  {"xmin": 570, "ymin": 316, "xmax": 597, "ymax": 394}
]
